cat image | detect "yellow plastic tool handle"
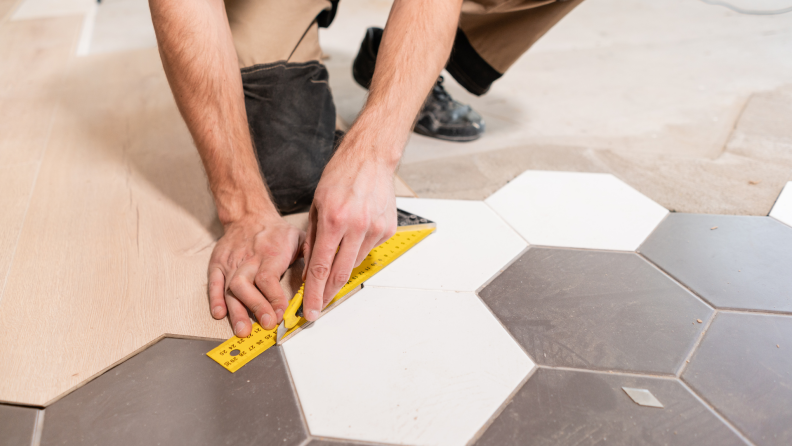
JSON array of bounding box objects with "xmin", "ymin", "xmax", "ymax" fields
[{"xmin": 282, "ymin": 284, "xmax": 304, "ymax": 329}]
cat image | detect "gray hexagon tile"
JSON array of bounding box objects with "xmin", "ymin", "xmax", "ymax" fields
[
  {"xmin": 770, "ymin": 181, "xmax": 792, "ymax": 227},
  {"xmin": 307, "ymin": 441, "xmax": 382, "ymax": 446},
  {"xmin": 40, "ymin": 338, "xmax": 307, "ymax": 446},
  {"xmin": 366, "ymin": 198, "xmax": 527, "ymax": 292},
  {"xmin": 683, "ymin": 312, "xmax": 792, "ymax": 446},
  {"xmin": 485, "ymin": 171, "xmax": 667, "ymax": 251},
  {"xmin": 474, "ymin": 368, "xmax": 744, "ymax": 446},
  {"xmin": 639, "ymin": 213, "xmax": 792, "ymax": 313},
  {"xmin": 0, "ymin": 404, "xmax": 39, "ymax": 446},
  {"xmin": 479, "ymin": 247, "xmax": 712, "ymax": 374},
  {"xmin": 282, "ymin": 286, "xmax": 534, "ymax": 446}
]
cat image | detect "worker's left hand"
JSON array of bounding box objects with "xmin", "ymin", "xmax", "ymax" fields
[{"xmin": 301, "ymin": 137, "xmax": 398, "ymax": 320}]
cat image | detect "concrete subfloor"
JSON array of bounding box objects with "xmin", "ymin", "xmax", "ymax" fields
[{"xmin": 320, "ymin": 0, "xmax": 792, "ymax": 215}]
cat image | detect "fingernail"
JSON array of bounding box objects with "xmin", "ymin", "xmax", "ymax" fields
[
  {"xmin": 308, "ymin": 310, "xmax": 319, "ymax": 321},
  {"xmin": 234, "ymin": 321, "xmax": 245, "ymax": 336},
  {"xmin": 211, "ymin": 306, "xmax": 223, "ymax": 318},
  {"xmin": 275, "ymin": 309, "xmax": 284, "ymax": 321},
  {"xmin": 261, "ymin": 314, "xmax": 271, "ymax": 328}
]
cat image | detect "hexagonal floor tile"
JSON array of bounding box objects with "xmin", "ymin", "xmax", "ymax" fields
[
  {"xmin": 485, "ymin": 170, "xmax": 668, "ymax": 251},
  {"xmin": 479, "ymin": 247, "xmax": 712, "ymax": 374},
  {"xmin": 770, "ymin": 181, "xmax": 792, "ymax": 227},
  {"xmin": 40, "ymin": 338, "xmax": 307, "ymax": 446},
  {"xmin": 366, "ymin": 198, "xmax": 527, "ymax": 292},
  {"xmin": 0, "ymin": 403, "xmax": 39, "ymax": 445},
  {"xmin": 639, "ymin": 213, "xmax": 792, "ymax": 313},
  {"xmin": 282, "ymin": 286, "xmax": 534, "ymax": 446},
  {"xmin": 474, "ymin": 368, "xmax": 744, "ymax": 445},
  {"xmin": 682, "ymin": 312, "xmax": 792, "ymax": 446}
]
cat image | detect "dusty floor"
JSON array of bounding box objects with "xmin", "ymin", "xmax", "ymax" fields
[
  {"xmin": 320, "ymin": 0, "xmax": 792, "ymax": 215},
  {"xmin": 1, "ymin": 0, "xmax": 792, "ymax": 445}
]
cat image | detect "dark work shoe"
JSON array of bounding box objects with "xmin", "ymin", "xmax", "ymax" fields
[
  {"xmin": 414, "ymin": 76, "xmax": 485, "ymax": 142},
  {"xmin": 353, "ymin": 27, "xmax": 485, "ymax": 142}
]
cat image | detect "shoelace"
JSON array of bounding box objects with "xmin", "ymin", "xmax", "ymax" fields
[{"xmin": 432, "ymin": 76, "xmax": 452, "ymax": 103}]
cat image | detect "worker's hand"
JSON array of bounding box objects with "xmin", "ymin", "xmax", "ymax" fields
[
  {"xmin": 301, "ymin": 143, "xmax": 398, "ymax": 321},
  {"xmin": 208, "ymin": 214, "xmax": 304, "ymax": 337}
]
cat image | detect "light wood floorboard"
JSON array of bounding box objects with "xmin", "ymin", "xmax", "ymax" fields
[{"xmin": 0, "ymin": 47, "xmax": 234, "ymax": 405}]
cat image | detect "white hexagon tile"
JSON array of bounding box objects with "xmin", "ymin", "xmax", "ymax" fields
[
  {"xmin": 770, "ymin": 181, "xmax": 792, "ymax": 227},
  {"xmin": 282, "ymin": 286, "xmax": 534, "ymax": 446},
  {"xmin": 366, "ymin": 198, "xmax": 528, "ymax": 291},
  {"xmin": 485, "ymin": 170, "xmax": 668, "ymax": 251}
]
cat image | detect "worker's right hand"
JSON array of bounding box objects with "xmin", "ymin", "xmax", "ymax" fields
[{"xmin": 207, "ymin": 214, "xmax": 304, "ymax": 337}]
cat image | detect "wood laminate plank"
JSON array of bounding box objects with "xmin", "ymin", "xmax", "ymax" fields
[
  {"xmin": 0, "ymin": 17, "xmax": 81, "ymax": 96},
  {"xmin": 394, "ymin": 174, "xmax": 417, "ymax": 198},
  {"xmin": 0, "ymin": 164, "xmax": 38, "ymax": 298},
  {"xmin": 0, "ymin": 94, "xmax": 58, "ymax": 166},
  {"xmin": 0, "ymin": 50, "xmax": 234, "ymax": 405},
  {"xmin": 0, "ymin": 17, "xmax": 81, "ymax": 333},
  {"xmin": 0, "ymin": 0, "xmax": 22, "ymax": 22}
]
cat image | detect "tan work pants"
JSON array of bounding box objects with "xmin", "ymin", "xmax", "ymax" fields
[{"xmin": 224, "ymin": 0, "xmax": 585, "ymax": 94}]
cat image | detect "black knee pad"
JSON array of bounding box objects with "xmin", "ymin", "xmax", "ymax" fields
[{"xmin": 241, "ymin": 61, "xmax": 337, "ymax": 214}]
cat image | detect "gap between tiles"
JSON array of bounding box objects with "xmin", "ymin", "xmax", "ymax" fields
[
  {"xmin": 309, "ymin": 436, "xmax": 404, "ymax": 446},
  {"xmin": 481, "ymin": 199, "xmax": 531, "ymax": 247},
  {"xmin": 770, "ymin": 216, "xmax": 792, "ymax": 229},
  {"xmin": 278, "ymin": 345, "xmax": 313, "ymax": 442},
  {"xmin": 674, "ymin": 310, "xmax": 718, "ymax": 378},
  {"xmin": 636, "ymin": 250, "xmax": 792, "ymax": 318},
  {"xmin": 474, "ymin": 245, "xmax": 532, "ymax": 296},
  {"xmin": 536, "ymin": 365, "xmax": 680, "ymax": 381},
  {"xmin": 31, "ymin": 409, "xmax": 45, "ymax": 446},
  {"xmin": 677, "ymin": 379, "xmax": 756, "ymax": 446},
  {"xmin": 470, "ymin": 246, "xmax": 540, "ymax": 367},
  {"xmin": 635, "ymin": 251, "xmax": 717, "ymax": 311},
  {"xmin": 717, "ymin": 308, "xmax": 792, "ymax": 317},
  {"xmin": 465, "ymin": 364, "xmax": 539, "ymax": 446}
]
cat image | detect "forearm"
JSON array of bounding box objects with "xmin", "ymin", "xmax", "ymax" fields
[
  {"xmin": 343, "ymin": 0, "xmax": 463, "ymax": 168},
  {"xmin": 150, "ymin": 0, "xmax": 277, "ymax": 225}
]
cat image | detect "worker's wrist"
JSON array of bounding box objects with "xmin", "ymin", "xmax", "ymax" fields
[
  {"xmin": 215, "ymin": 191, "xmax": 281, "ymax": 228},
  {"xmin": 343, "ymin": 108, "xmax": 408, "ymax": 172}
]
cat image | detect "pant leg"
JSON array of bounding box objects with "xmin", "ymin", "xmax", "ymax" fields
[
  {"xmin": 225, "ymin": 0, "xmax": 337, "ymax": 214},
  {"xmin": 448, "ymin": 0, "xmax": 585, "ymax": 95}
]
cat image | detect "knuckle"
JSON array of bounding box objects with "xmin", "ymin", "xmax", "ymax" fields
[
  {"xmin": 383, "ymin": 221, "xmax": 397, "ymax": 238},
  {"xmin": 228, "ymin": 275, "xmax": 246, "ymax": 291},
  {"xmin": 369, "ymin": 220, "xmax": 385, "ymax": 235},
  {"xmin": 310, "ymin": 264, "xmax": 330, "ymax": 280},
  {"xmin": 351, "ymin": 217, "xmax": 368, "ymax": 233},
  {"xmin": 326, "ymin": 211, "xmax": 347, "ymax": 229},
  {"xmin": 334, "ymin": 272, "xmax": 350, "ymax": 286},
  {"xmin": 254, "ymin": 269, "xmax": 272, "ymax": 284}
]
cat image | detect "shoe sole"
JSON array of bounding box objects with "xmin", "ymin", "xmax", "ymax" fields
[{"xmin": 414, "ymin": 124, "xmax": 483, "ymax": 142}]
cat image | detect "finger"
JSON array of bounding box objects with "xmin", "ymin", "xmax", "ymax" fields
[
  {"xmin": 302, "ymin": 206, "xmax": 318, "ymax": 282},
  {"xmin": 324, "ymin": 232, "xmax": 365, "ymax": 305},
  {"xmin": 208, "ymin": 267, "xmax": 227, "ymax": 319},
  {"xmin": 354, "ymin": 220, "xmax": 386, "ymax": 267},
  {"xmin": 225, "ymin": 291, "xmax": 252, "ymax": 337},
  {"xmin": 254, "ymin": 259, "xmax": 291, "ymax": 323},
  {"xmin": 228, "ymin": 264, "xmax": 278, "ymax": 330},
  {"xmin": 302, "ymin": 222, "xmax": 343, "ymax": 321},
  {"xmin": 354, "ymin": 214, "xmax": 396, "ymax": 266}
]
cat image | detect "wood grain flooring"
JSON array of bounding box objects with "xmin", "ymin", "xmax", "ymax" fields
[{"xmin": 0, "ymin": 23, "xmax": 417, "ymax": 404}]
